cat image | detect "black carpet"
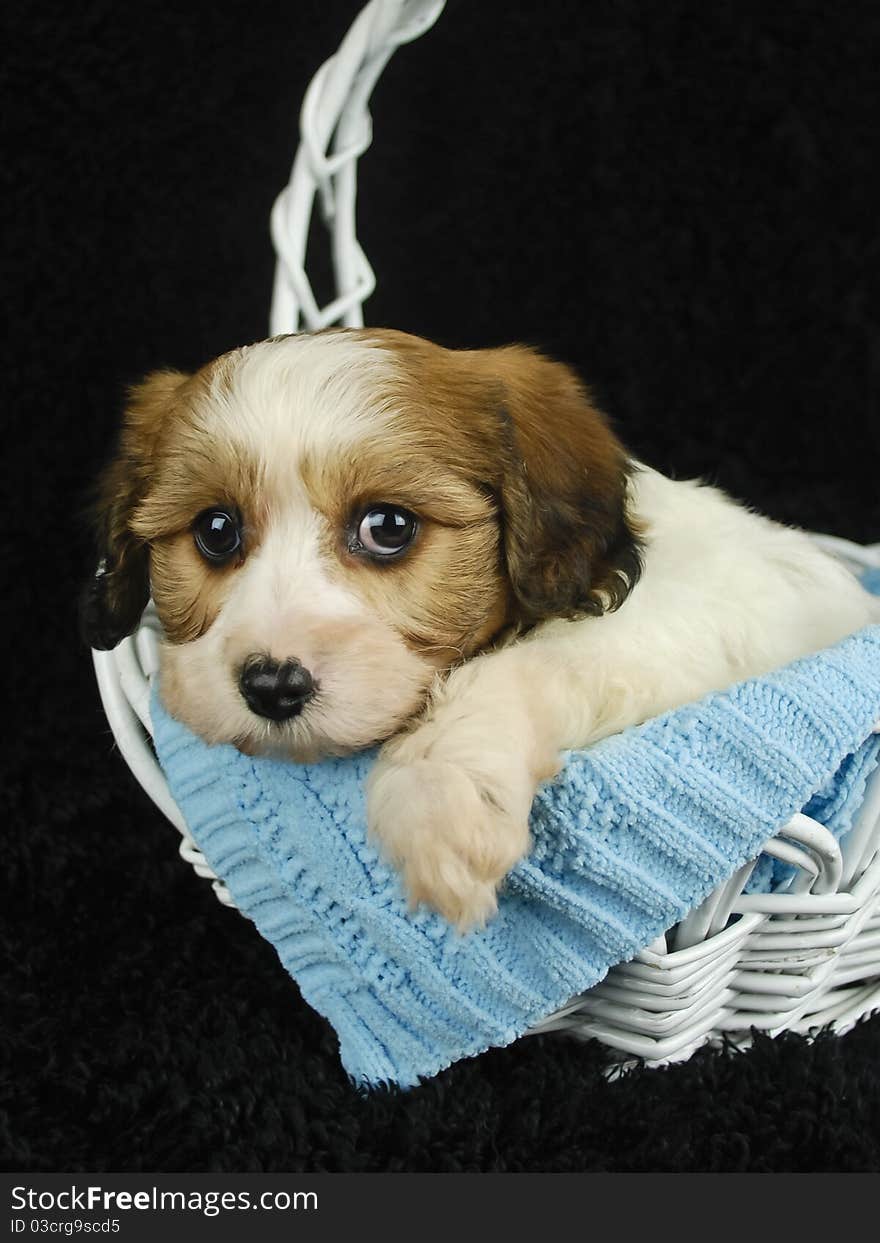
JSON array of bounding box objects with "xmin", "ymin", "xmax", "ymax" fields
[{"xmin": 3, "ymin": 0, "xmax": 880, "ymax": 1172}]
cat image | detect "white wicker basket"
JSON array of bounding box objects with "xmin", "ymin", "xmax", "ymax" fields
[{"xmin": 92, "ymin": 0, "xmax": 880, "ymax": 1067}]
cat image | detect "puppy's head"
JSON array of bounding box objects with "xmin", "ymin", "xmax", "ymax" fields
[{"xmin": 82, "ymin": 330, "xmax": 641, "ymax": 758}]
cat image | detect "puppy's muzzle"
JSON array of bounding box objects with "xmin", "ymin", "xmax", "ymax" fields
[{"xmin": 238, "ymin": 655, "xmax": 315, "ymax": 721}]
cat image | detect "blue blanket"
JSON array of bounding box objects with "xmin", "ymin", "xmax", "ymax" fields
[{"xmin": 151, "ymin": 617, "xmax": 880, "ymax": 1088}]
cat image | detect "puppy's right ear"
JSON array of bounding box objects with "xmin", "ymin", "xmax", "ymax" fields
[{"xmin": 80, "ymin": 370, "xmax": 188, "ymax": 650}]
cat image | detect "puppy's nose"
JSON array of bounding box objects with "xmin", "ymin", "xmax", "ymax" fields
[{"xmin": 238, "ymin": 656, "xmax": 315, "ymax": 721}]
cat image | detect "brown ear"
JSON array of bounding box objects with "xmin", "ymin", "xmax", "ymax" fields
[
  {"xmin": 80, "ymin": 370, "xmax": 188, "ymax": 649},
  {"xmin": 482, "ymin": 346, "xmax": 643, "ymax": 624}
]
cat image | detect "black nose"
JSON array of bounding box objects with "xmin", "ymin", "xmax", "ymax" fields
[{"xmin": 238, "ymin": 656, "xmax": 315, "ymax": 721}]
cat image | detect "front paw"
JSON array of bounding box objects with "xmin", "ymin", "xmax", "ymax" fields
[{"xmin": 367, "ymin": 757, "xmax": 532, "ymax": 931}]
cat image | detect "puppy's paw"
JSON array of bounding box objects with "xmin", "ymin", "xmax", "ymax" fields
[{"xmin": 367, "ymin": 756, "xmax": 532, "ymax": 931}]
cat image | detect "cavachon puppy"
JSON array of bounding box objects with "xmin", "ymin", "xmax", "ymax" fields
[{"xmin": 82, "ymin": 329, "xmax": 879, "ymax": 928}]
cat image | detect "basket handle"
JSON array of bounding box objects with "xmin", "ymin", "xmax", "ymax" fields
[{"xmin": 270, "ymin": 0, "xmax": 446, "ymax": 335}]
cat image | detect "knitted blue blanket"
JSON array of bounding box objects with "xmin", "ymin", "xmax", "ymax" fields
[{"xmin": 151, "ymin": 617, "xmax": 880, "ymax": 1088}]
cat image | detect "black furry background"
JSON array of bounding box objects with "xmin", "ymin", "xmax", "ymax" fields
[{"xmin": 3, "ymin": 0, "xmax": 880, "ymax": 1173}]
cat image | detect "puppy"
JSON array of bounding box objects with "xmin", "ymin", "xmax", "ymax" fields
[{"xmin": 82, "ymin": 329, "xmax": 878, "ymax": 928}]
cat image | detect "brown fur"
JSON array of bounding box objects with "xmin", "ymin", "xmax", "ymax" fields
[
  {"xmin": 148, "ymin": 532, "xmax": 239, "ymax": 644},
  {"xmin": 81, "ymin": 369, "xmax": 190, "ymax": 649},
  {"xmin": 365, "ymin": 329, "xmax": 644, "ymax": 626},
  {"xmin": 83, "ymin": 358, "xmax": 275, "ymax": 649},
  {"xmin": 128, "ymin": 374, "xmax": 265, "ymax": 647},
  {"xmin": 83, "ymin": 330, "xmax": 642, "ymax": 682},
  {"xmin": 299, "ymin": 438, "xmax": 511, "ymax": 663}
]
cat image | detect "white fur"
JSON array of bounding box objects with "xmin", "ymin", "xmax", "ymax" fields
[
  {"xmin": 205, "ymin": 333, "xmax": 399, "ymax": 467},
  {"xmin": 367, "ymin": 466, "xmax": 878, "ymax": 927}
]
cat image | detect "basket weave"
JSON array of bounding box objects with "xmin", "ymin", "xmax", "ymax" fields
[{"xmin": 92, "ymin": 0, "xmax": 880, "ymax": 1067}]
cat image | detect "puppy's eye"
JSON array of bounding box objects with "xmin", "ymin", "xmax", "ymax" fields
[
  {"xmin": 355, "ymin": 505, "xmax": 418, "ymax": 557},
  {"xmin": 192, "ymin": 509, "xmax": 242, "ymax": 564}
]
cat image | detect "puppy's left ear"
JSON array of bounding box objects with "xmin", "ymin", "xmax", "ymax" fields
[
  {"xmin": 80, "ymin": 369, "xmax": 188, "ymax": 649},
  {"xmin": 486, "ymin": 346, "xmax": 643, "ymax": 625}
]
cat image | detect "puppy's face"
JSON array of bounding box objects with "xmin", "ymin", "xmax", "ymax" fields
[{"xmin": 82, "ymin": 330, "xmax": 641, "ymax": 759}]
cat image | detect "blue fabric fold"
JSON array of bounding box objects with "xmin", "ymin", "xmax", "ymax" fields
[{"xmin": 151, "ymin": 618, "xmax": 880, "ymax": 1088}]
